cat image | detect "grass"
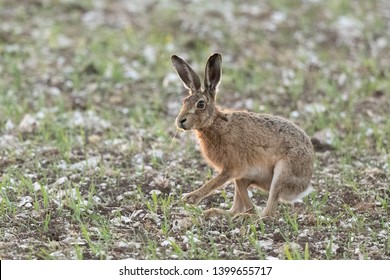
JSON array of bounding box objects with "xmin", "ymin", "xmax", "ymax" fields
[{"xmin": 0, "ymin": 0, "xmax": 389, "ymax": 260}]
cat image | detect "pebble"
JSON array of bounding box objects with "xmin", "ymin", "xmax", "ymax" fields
[
  {"xmin": 18, "ymin": 196, "xmax": 33, "ymax": 207},
  {"xmin": 70, "ymin": 156, "xmax": 100, "ymax": 171},
  {"xmin": 18, "ymin": 114, "xmax": 38, "ymax": 133}
]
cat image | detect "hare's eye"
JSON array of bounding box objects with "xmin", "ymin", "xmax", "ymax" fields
[{"xmin": 197, "ymin": 100, "xmax": 205, "ymax": 109}]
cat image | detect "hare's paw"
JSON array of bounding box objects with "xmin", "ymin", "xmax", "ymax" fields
[
  {"xmin": 233, "ymin": 212, "xmax": 259, "ymax": 222},
  {"xmin": 182, "ymin": 191, "xmax": 203, "ymax": 205},
  {"xmin": 260, "ymin": 209, "xmax": 276, "ymax": 218},
  {"xmin": 232, "ymin": 207, "xmax": 259, "ymax": 221},
  {"xmin": 203, "ymin": 208, "xmax": 229, "ymax": 219}
]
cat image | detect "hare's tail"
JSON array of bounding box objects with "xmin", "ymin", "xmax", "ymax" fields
[{"xmin": 279, "ymin": 184, "xmax": 314, "ymax": 203}]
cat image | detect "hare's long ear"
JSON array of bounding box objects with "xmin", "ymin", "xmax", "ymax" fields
[
  {"xmin": 171, "ymin": 55, "xmax": 201, "ymax": 93},
  {"xmin": 204, "ymin": 53, "xmax": 222, "ymax": 99}
]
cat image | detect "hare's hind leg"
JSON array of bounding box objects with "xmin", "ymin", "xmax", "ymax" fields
[
  {"xmin": 261, "ymin": 160, "xmax": 288, "ymax": 217},
  {"xmin": 262, "ymin": 159, "xmax": 312, "ymax": 217}
]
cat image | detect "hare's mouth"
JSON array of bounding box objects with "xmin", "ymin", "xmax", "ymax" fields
[{"xmin": 177, "ymin": 123, "xmax": 189, "ymax": 130}]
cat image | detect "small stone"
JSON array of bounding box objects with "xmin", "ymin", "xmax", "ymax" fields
[
  {"xmin": 233, "ymin": 249, "xmax": 244, "ymax": 256},
  {"xmin": 275, "ymin": 242, "xmax": 302, "ymax": 254},
  {"xmin": 5, "ymin": 119, "xmax": 14, "ymax": 131},
  {"xmin": 182, "ymin": 236, "xmax": 189, "ymax": 243},
  {"xmin": 149, "ymin": 189, "xmax": 162, "ymax": 196},
  {"xmin": 121, "ymin": 216, "xmax": 131, "ymax": 224},
  {"xmin": 172, "ymin": 217, "xmax": 192, "ymax": 230},
  {"xmin": 115, "ymin": 241, "xmax": 128, "ymax": 248},
  {"xmin": 130, "ymin": 242, "xmax": 141, "ymax": 249},
  {"xmin": 152, "ymin": 149, "xmax": 164, "ymax": 159},
  {"xmin": 290, "ymin": 111, "xmax": 300, "ymax": 118},
  {"xmin": 18, "ymin": 114, "xmax": 39, "ymax": 133},
  {"xmin": 304, "ymin": 103, "xmax": 326, "ymax": 114},
  {"xmin": 257, "ymin": 239, "xmax": 274, "ymax": 250},
  {"xmin": 18, "ymin": 196, "xmax": 33, "ymax": 207},
  {"xmin": 88, "ymin": 134, "xmax": 101, "ymax": 144},
  {"xmin": 54, "ymin": 177, "xmax": 68, "ymax": 186},
  {"xmin": 161, "ymin": 237, "xmax": 175, "ymax": 247},
  {"xmin": 33, "ymin": 182, "xmax": 42, "ymax": 191},
  {"xmin": 70, "ymin": 156, "xmax": 100, "ymax": 171},
  {"xmin": 133, "ymin": 222, "xmax": 140, "ymax": 227},
  {"xmin": 0, "ymin": 135, "xmax": 19, "ymax": 150},
  {"xmin": 130, "ymin": 209, "xmax": 144, "ymax": 220}
]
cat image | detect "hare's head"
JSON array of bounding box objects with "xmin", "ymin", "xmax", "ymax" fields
[{"xmin": 171, "ymin": 53, "xmax": 222, "ymax": 130}]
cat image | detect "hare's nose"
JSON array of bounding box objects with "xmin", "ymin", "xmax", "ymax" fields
[
  {"xmin": 179, "ymin": 118, "xmax": 187, "ymax": 125},
  {"xmin": 178, "ymin": 117, "xmax": 187, "ymax": 129}
]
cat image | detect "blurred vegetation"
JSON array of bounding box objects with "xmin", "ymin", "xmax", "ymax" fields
[{"xmin": 0, "ymin": 0, "xmax": 389, "ymax": 260}]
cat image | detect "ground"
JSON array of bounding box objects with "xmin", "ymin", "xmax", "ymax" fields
[{"xmin": 0, "ymin": 0, "xmax": 389, "ymax": 260}]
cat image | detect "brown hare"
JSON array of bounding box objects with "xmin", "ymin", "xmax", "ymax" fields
[{"xmin": 171, "ymin": 53, "xmax": 314, "ymax": 218}]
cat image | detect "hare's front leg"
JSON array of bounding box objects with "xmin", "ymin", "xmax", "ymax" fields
[
  {"xmin": 204, "ymin": 178, "xmax": 255, "ymax": 219},
  {"xmin": 182, "ymin": 171, "xmax": 230, "ymax": 205},
  {"xmin": 229, "ymin": 178, "xmax": 255, "ymax": 215}
]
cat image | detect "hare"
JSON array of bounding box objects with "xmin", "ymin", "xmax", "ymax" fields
[{"xmin": 171, "ymin": 53, "xmax": 314, "ymax": 218}]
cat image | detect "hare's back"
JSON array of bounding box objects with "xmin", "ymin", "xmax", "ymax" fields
[{"xmin": 229, "ymin": 111, "xmax": 312, "ymax": 148}]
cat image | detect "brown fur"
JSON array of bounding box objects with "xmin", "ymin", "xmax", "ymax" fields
[{"xmin": 171, "ymin": 53, "xmax": 315, "ymax": 218}]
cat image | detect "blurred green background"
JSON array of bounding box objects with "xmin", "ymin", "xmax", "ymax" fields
[{"xmin": 0, "ymin": 0, "xmax": 389, "ymax": 260}]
